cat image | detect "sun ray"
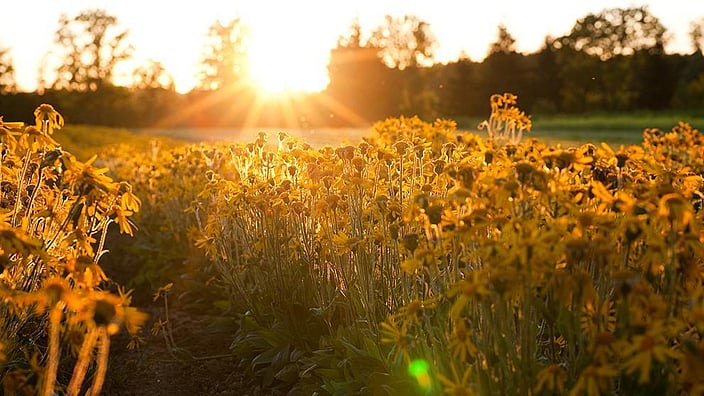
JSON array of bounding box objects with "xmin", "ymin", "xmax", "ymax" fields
[{"xmin": 311, "ymin": 90, "xmax": 372, "ymax": 128}]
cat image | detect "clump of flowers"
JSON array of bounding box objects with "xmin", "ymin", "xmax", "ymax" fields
[
  {"xmin": 478, "ymin": 92, "xmax": 532, "ymax": 145},
  {"xmin": 0, "ymin": 105, "xmax": 146, "ymax": 395},
  {"xmin": 176, "ymin": 93, "xmax": 704, "ymax": 395}
]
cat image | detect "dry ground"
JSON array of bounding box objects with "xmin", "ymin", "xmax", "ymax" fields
[{"xmin": 103, "ymin": 300, "xmax": 250, "ymax": 396}]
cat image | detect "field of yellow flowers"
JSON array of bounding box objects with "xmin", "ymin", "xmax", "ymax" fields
[{"xmin": 2, "ymin": 94, "xmax": 704, "ymax": 395}]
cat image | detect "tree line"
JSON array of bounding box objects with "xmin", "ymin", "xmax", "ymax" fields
[{"xmin": 1, "ymin": 7, "xmax": 703, "ymax": 128}]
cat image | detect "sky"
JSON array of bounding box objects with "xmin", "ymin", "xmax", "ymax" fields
[{"xmin": 3, "ymin": 0, "xmax": 703, "ymax": 93}]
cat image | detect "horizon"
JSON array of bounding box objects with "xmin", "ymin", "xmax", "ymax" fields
[{"xmin": 3, "ymin": 0, "xmax": 703, "ymax": 94}]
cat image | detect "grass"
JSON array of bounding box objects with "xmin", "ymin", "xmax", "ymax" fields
[
  {"xmin": 456, "ymin": 110, "xmax": 704, "ymax": 147},
  {"xmin": 57, "ymin": 111, "xmax": 704, "ymax": 151},
  {"xmin": 530, "ymin": 110, "xmax": 704, "ymax": 131},
  {"xmin": 56, "ymin": 124, "xmax": 187, "ymax": 161}
]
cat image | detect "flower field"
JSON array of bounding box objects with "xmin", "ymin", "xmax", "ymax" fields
[{"xmin": 2, "ymin": 94, "xmax": 704, "ymax": 395}]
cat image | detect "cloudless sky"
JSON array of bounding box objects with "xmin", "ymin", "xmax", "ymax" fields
[{"xmin": 3, "ymin": 1, "xmax": 703, "ymax": 93}]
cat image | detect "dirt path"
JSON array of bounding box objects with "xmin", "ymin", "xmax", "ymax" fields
[{"xmin": 102, "ymin": 300, "xmax": 249, "ymax": 395}]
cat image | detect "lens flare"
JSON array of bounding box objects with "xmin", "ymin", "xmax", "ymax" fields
[{"xmin": 408, "ymin": 359, "xmax": 431, "ymax": 389}]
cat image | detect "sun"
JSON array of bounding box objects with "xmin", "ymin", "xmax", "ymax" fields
[{"xmin": 246, "ymin": 26, "xmax": 330, "ymax": 94}]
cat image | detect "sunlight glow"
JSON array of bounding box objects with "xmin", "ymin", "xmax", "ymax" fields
[
  {"xmin": 247, "ymin": 29, "xmax": 330, "ymax": 94},
  {"xmin": 4, "ymin": 1, "xmax": 702, "ymax": 94}
]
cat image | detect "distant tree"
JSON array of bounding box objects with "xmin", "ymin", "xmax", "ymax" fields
[
  {"xmin": 326, "ymin": 20, "xmax": 401, "ymax": 123},
  {"xmin": 367, "ymin": 15, "xmax": 440, "ymax": 119},
  {"xmin": 488, "ymin": 24, "xmax": 517, "ymax": 56},
  {"xmin": 132, "ymin": 60, "xmax": 175, "ymax": 91},
  {"xmin": 0, "ymin": 46, "xmax": 16, "ymax": 93},
  {"xmin": 631, "ymin": 41, "xmax": 676, "ymax": 110},
  {"xmin": 369, "ymin": 14, "xmax": 438, "ymax": 69},
  {"xmin": 674, "ymin": 70, "xmax": 704, "ymax": 108},
  {"xmin": 47, "ymin": 9, "xmax": 132, "ymax": 91},
  {"xmin": 671, "ymin": 52, "xmax": 704, "ymax": 109},
  {"xmin": 337, "ymin": 18, "xmax": 364, "ymax": 49},
  {"xmin": 441, "ymin": 53, "xmax": 483, "ymax": 117},
  {"xmin": 561, "ymin": 6, "xmax": 667, "ymax": 60},
  {"xmin": 553, "ymin": 47, "xmax": 601, "ymax": 112},
  {"xmin": 197, "ymin": 18, "xmax": 250, "ymax": 91},
  {"xmin": 530, "ymin": 36, "xmax": 562, "ymax": 113},
  {"xmin": 480, "ymin": 24, "xmax": 532, "ymax": 109},
  {"xmin": 691, "ymin": 17, "xmax": 704, "ymax": 54}
]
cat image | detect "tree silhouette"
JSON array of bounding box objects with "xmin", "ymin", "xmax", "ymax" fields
[
  {"xmin": 532, "ymin": 36, "xmax": 562, "ymax": 113},
  {"xmin": 481, "ymin": 24, "xmax": 532, "ymax": 110},
  {"xmin": 197, "ymin": 18, "xmax": 250, "ymax": 91},
  {"xmin": 632, "ymin": 43, "xmax": 674, "ymax": 110},
  {"xmin": 47, "ymin": 9, "xmax": 132, "ymax": 91},
  {"xmin": 132, "ymin": 60, "xmax": 175, "ymax": 91},
  {"xmin": 441, "ymin": 53, "xmax": 483, "ymax": 116},
  {"xmin": 0, "ymin": 46, "xmax": 15, "ymax": 94},
  {"xmin": 337, "ymin": 18, "xmax": 364, "ymax": 49},
  {"xmin": 327, "ymin": 19, "xmax": 400, "ymax": 123},
  {"xmin": 369, "ymin": 15, "xmax": 437, "ymax": 70},
  {"xmin": 561, "ymin": 6, "xmax": 667, "ymax": 60},
  {"xmin": 488, "ymin": 24, "xmax": 517, "ymax": 56},
  {"xmin": 691, "ymin": 18, "xmax": 704, "ymax": 55}
]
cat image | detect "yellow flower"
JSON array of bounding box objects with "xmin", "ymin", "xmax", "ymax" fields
[
  {"xmin": 110, "ymin": 205, "xmax": 137, "ymax": 236},
  {"xmin": 535, "ymin": 364, "xmax": 567, "ymax": 394},
  {"xmin": 679, "ymin": 338, "xmax": 704, "ymax": 392},
  {"xmin": 401, "ymin": 247, "xmax": 436, "ymax": 274},
  {"xmin": 397, "ymin": 298, "xmax": 435, "ymax": 325},
  {"xmin": 118, "ymin": 182, "xmax": 141, "ymax": 212},
  {"xmin": 447, "ymin": 271, "xmax": 490, "ymax": 319},
  {"xmin": 21, "ymin": 125, "xmax": 58, "ymax": 148},
  {"xmin": 448, "ymin": 319, "xmax": 477, "ymax": 362},
  {"xmin": 658, "ymin": 192, "xmax": 693, "ymax": 228},
  {"xmin": 33, "ymin": 103, "xmax": 64, "ymax": 135},
  {"xmin": 568, "ymin": 363, "xmax": 619, "ymax": 396},
  {"xmin": 580, "ymin": 298, "xmax": 616, "ymax": 339},
  {"xmin": 34, "ymin": 278, "xmax": 74, "ymax": 312},
  {"xmin": 0, "ymin": 116, "xmax": 23, "ymax": 131},
  {"xmin": 621, "ymin": 326, "xmax": 678, "ymax": 384},
  {"xmin": 437, "ymin": 364, "xmax": 474, "ymax": 396},
  {"xmin": 380, "ymin": 317, "xmax": 412, "ymax": 363}
]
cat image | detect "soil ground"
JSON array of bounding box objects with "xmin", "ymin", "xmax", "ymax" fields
[
  {"xmin": 103, "ymin": 299, "xmax": 249, "ymax": 396},
  {"xmin": 97, "ymin": 237, "xmax": 258, "ymax": 396}
]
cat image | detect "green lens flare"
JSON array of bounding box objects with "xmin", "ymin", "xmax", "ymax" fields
[
  {"xmin": 409, "ymin": 359, "xmax": 431, "ymax": 389},
  {"xmin": 408, "ymin": 359, "xmax": 429, "ymax": 377}
]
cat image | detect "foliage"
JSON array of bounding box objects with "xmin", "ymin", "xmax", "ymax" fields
[
  {"xmin": 56, "ymin": 124, "xmax": 161, "ymax": 162},
  {"xmin": 692, "ymin": 17, "xmax": 704, "ymax": 54},
  {"xmin": 132, "ymin": 60, "xmax": 175, "ymax": 91},
  {"xmin": 0, "ymin": 46, "xmax": 15, "ymax": 94},
  {"xmin": 327, "ymin": 40, "xmax": 401, "ymax": 124},
  {"xmin": 560, "ymin": 6, "xmax": 668, "ymax": 60},
  {"xmin": 0, "ymin": 105, "xmax": 146, "ymax": 394},
  {"xmin": 94, "ymin": 139, "xmax": 210, "ymax": 291},
  {"xmin": 197, "ymin": 18, "xmax": 251, "ymax": 91},
  {"xmin": 46, "ymin": 9, "xmax": 132, "ymax": 91},
  {"xmin": 487, "ymin": 24, "xmax": 517, "ymax": 56},
  {"xmin": 0, "ymin": 63, "xmax": 689, "ymax": 396},
  {"xmin": 369, "ymin": 14, "xmax": 438, "ymax": 70},
  {"xmin": 176, "ymin": 93, "xmax": 704, "ymax": 395}
]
